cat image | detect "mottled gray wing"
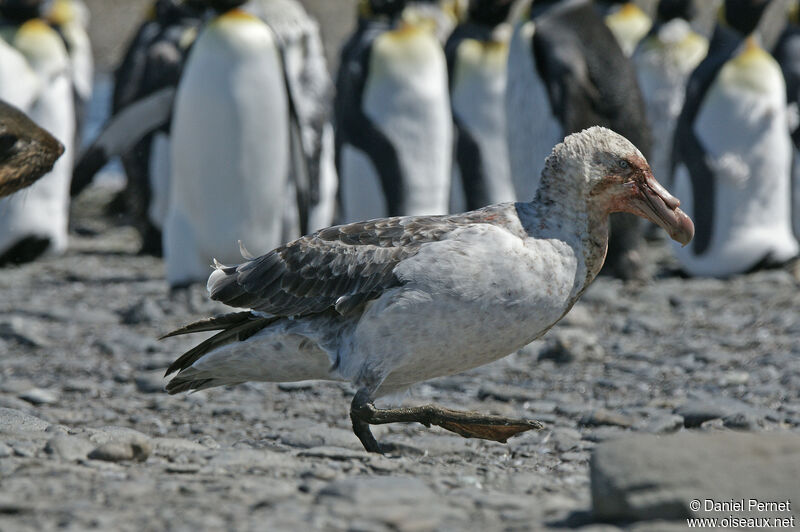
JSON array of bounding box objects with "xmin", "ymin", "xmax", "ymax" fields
[{"xmin": 208, "ymin": 213, "xmax": 484, "ymax": 317}]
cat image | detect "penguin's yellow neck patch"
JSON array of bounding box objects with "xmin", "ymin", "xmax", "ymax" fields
[
  {"xmin": 48, "ymin": 0, "xmax": 73, "ymax": 26},
  {"xmin": 618, "ymin": 2, "xmax": 646, "ymax": 20},
  {"xmin": 216, "ymin": 8, "xmax": 258, "ymax": 23},
  {"xmin": 721, "ymin": 36, "xmax": 781, "ymax": 94},
  {"xmin": 18, "ymin": 19, "xmax": 52, "ymax": 36},
  {"xmin": 735, "ymin": 36, "xmax": 770, "ymax": 66}
]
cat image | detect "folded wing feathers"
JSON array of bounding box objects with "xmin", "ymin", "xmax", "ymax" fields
[
  {"xmin": 203, "ymin": 212, "xmax": 499, "ymax": 319},
  {"xmin": 164, "ymin": 312, "xmax": 277, "ymax": 378}
]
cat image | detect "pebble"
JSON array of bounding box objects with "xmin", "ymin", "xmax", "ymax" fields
[
  {"xmin": 674, "ymin": 397, "xmax": 762, "ymax": 428},
  {"xmin": 89, "ymin": 440, "xmax": 152, "ymax": 463},
  {"xmin": 0, "ymin": 407, "xmax": 50, "ymax": 432},
  {"xmin": 45, "ymin": 435, "xmax": 94, "ymax": 461},
  {"xmin": 579, "ymin": 409, "xmax": 635, "ymax": 429},
  {"xmin": 642, "ymin": 414, "xmax": 684, "ymax": 434},
  {"xmin": 538, "ymin": 328, "xmax": 605, "ymax": 364},
  {"xmin": 297, "ymin": 446, "xmax": 366, "ymax": 461},
  {"xmin": 0, "ymin": 442, "xmax": 12, "ymax": 458},
  {"xmin": 18, "ymin": 388, "xmax": 59, "ymax": 406},
  {"xmin": 134, "ymin": 371, "xmax": 167, "ymax": 394},
  {"xmin": 120, "ymin": 298, "xmax": 164, "ymax": 325}
]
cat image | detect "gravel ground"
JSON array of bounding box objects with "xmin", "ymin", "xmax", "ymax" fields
[{"xmin": 0, "ymin": 184, "xmax": 798, "ymax": 532}]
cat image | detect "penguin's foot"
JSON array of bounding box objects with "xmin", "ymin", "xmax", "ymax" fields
[
  {"xmin": 0, "ymin": 236, "xmax": 51, "ymax": 267},
  {"xmin": 349, "ymin": 388, "xmax": 543, "ymax": 454}
]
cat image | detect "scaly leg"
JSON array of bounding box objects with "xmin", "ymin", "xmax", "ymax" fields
[{"xmin": 349, "ymin": 388, "xmax": 543, "ymax": 453}]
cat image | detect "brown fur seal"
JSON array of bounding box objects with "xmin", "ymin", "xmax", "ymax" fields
[{"xmin": 0, "ymin": 99, "xmax": 64, "ymax": 198}]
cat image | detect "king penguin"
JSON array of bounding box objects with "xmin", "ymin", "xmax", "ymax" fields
[
  {"xmin": 446, "ymin": 0, "xmax": 515, "ymax": 211},
  {"xmin": 633, "ymin": 0, "xmax": 708, "ymax": 187},
  {"xmin": 75, "ymin": 0, "xmax": 207, "ymax": 256},
  {"xmin": 773, "ymin": 0, "xmax": 800, "ymax": 242},
  {"xmin": 0, "ymin": 1, "xmax": 75, "ymax": 265},
  {"xmin": 672, "ymin": 0, "xmax": 799, "ymax": 277},
  {"xmin": 335, "ymin": 0, "xmax": 452, "ymax": 223},
  {"xmin": 248, "ymin": 0, "xmax": 339, "ymax": 234},
  {"xmin": 596, "ymin": 0, "xmax": 652, "ymax": 57},
  {"xmin": 164, "ymin": 1, "xmax": 291, "ymax": 287},
  {"xmin": 47, "ymin": 0, "xmax": 92, "ymax": 148},
  {"xmin": 505, "ymin": 0, "xmax": 653, "ymax": 280}
]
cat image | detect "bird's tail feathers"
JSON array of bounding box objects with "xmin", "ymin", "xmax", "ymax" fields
[{"xmin": 163, "ymin": 311, "xmax": 278, "ymax": 383}]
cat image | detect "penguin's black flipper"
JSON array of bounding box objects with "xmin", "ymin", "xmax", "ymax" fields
[
  {"xmin": 672, "ymin": 26, "xmax": 742, "ymax": 255},
  {"xmin": 773, "ymin": 25, "xmax": 800, "ymax": 241},
  {"xmin": 70, "ymin": 87, "xmax": 176, "ymax": 197},
  {"xmin": 445, "ymin": 22, "xmax": 497, "ymax": 210},
  {"xmin": 530, "ymin": 0, "xmax": 653, "ymax": 279},
  {"xmin": 334, "ymin": 20, "xmax": 406, "ymax": 215}
]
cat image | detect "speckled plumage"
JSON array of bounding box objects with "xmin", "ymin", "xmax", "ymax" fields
[{"xmin": 165, "ymin": 127, "xmax": 692, "ymax": 400}]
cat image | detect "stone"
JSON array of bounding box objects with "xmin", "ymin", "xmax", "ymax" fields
[
  {"xmin": 278, "ymin": 426, "xmax": 361, "ymax": 450},
  {"xmin": 89, "ymin": 440, "xmax": 151, "ymax": 463},
  {"xmin": 591, "ymin": 432, "xmax": 800, "ymax": 522},
  {"xmin": 538, "ymin": 328, "xmax": 605, "ymax": 364},
  {"xmin": 86, "ymin": 426, "xmax": 153, "ymax": 462},
  {"xmin": 134, "ymin": 371, "xmax": 166, "ymax": 394},
  {"xmin": 0, "ymin": 317, "xmax": 49, "ymax": 347},
  {"xmin": 579, "ymin": 409, "xmax": 635, "ymax": 429},
  {"xmin": 45, "ymin": 435, "xmax": 94, "ymax": 461},
  {"xmin": 152, "ymin": 437, "xmax": 207, "ymax": 457},
  {"xmin": 674, "ymin": 398, "xmax": 770, "ymax": 428},
  {"xmin": 120, "ymin": 298, "xmax": 164, "ymax": 325},
  {"xmin": 18, "ymin": 388, "xmax": 59, "ymax": 406},
  {"xmin": 0, "ymin": 442, "xmax": 11, "ymax": 458},
  {"xmin": 642, "ymin": 414, "xmax": 683, "ymax": 434},
  {"xmin": 297, "ymin": 446, "xmax": 366, "ymax": 461},
  {"xmin": 722, "ymin": 412, "xmax": 765, "ymax": 430},
  {"xmin": 0, "ymin": 408, "xmax": 50, "ymax": 432}
]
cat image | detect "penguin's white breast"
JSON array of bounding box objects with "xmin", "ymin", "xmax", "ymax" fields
[
  {"xmin": 505, "ymin": 20, "xmax": 562, "ymax": 202},
  {"xmin": 361, "ymin": 26, "xmax": 452, "ymax": 216},
  {"xmin": 169, "ymin": 12, "xmax": 290, "ymax": 262}
]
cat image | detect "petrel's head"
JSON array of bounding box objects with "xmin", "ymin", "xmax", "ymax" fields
[{"xmin": 542, "ymin": 126, "xmax": 694, "ymax": 246}]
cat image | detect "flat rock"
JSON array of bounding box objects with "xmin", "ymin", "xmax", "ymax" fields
[
  {"xmin": 579, "ymin": 409, "xmax": 635, "ymax": 429},
  {"xmin": 318, "ymin": 476, "xmax": 433, "ymax": 504},
  {"xmin": 85, "ymin": 426, "xmax": 153, "ymax": 462},
  {"xmin": 641, "ymin": 414, "xmax": 684, "ymax": 434},
  {"xmin": 89, "ymin": 440, "xmax": 151, "ymax": 463},
  {"xmin": 297, "ymin": 446, "xmax": 366, "ymax": 461},
  {"xmin": 120, "ymin": 298, "xmax": 164, "ymax": 325},
  {"xmin": 45, "ymin": 435, "xmax": 94, "ymax": 461},
  {"xmin": 674, "ymin": 397, "xmax": 772, "ymax": 427},
  {"xmin": 591, "ymin": 432, "xmax": 800, "ymax": 522},
  {"xmin": 0, "ymin": 408, "xmax": 50, "ymax": 433},
  {"xmin": 152, "ymin": 437, "xmax": 208, "ymax": 457},
  {"xmin": 134, "ymin": 371, "xmax": 167, "ymax": 394},
  {"xmin": 18, "ymin": 388, "xmax": 59, "ymax": 406},
  {"xmin": 538, "ymin": 328, "xmax": 605, "ymax": 364}
]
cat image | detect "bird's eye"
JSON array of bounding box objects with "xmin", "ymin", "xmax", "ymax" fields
[{"xmin": 618, "ymin": 159, "xmax": 630, "ymax": 170}]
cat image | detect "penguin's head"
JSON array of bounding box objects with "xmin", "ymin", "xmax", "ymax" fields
[
  {"xmin": 153, "ymin": 0, "xmax": 206, "ymax": 21},
  {"xmin": 47, "ymin": 0, "xmax": 89, "ymax": 29},
  {"xmin": 656, "ymin": 0, "xmax": 696, "ymax": 24},
  {"xmin": 0, "ymin": 0, "xmax": 48, "ymax": 23},
  {"xmin": 201, "ymin": 0, "xmax": 248, "ymax": 15},
  {"xmin": 720, "ymin": 0, "xmax": 772, "ymax": 36},
  {"xmin": 359, "ymin": 0, "xmax": 407, "ymax": 19},
  {"xmin": 467, "ymin": 0, "xmax": 513, "ymax": 27}
]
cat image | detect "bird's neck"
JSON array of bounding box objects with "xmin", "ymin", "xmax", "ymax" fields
[{"xmin": 526, "ymin": 167, "xmax": 610, "ymax": 295}]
